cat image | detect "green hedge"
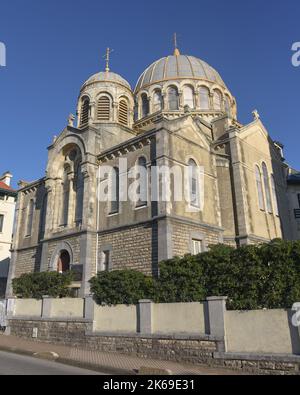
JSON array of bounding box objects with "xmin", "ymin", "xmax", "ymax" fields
[
  {"xmin": 12, "ymin": 271, "xmax": 74, "ymax": 299},
  {"xmin": 89, "ymin": 270, "xmax": 154, "ymax": 306},
  {"xmin": 89, "ymin": 240, "xmax": 300, "ymax": 309}
]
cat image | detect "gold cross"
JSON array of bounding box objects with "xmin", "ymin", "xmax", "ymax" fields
[{"xmin": 103, "ymin": 47, "xmax": 114, "ymax": 72}]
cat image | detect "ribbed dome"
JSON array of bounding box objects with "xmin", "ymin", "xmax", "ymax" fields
[
  {"xmin": 135, "ymin": 55, "xmax": 226, "ymax": 92},
  {"xmin": 82, "ymin": 71, "xmax": 131, "ymax": 91}
]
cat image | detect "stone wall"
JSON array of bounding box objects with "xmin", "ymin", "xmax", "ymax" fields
[
  {"xmin": 171, "ymin": 219, "xmax": 222, "ymax": 256},
  {"xmin": 98, "ymin": 222, "xmax": 155, "ymax": 275},
  {"xmin": 14, "ymin": 247, "xmax": 40, "ymax": 277},
  {"xmin": 7, "ymin": 318, "xmax": 300, "ymax": 375}
]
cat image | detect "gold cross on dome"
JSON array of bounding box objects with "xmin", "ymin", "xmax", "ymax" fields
[{"xmin": 103, "ymin": 47, "xmax": 114, "ymax": 72}]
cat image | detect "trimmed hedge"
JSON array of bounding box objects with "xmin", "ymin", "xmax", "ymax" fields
[
  {"xmin": 12, "ymin": 271, "xmax": 74, "ymax": 299},
  {"xmin": 89, "ymin": 270, "xmax": 154, "ymax": 306},
  {"xmin": 90, "ymin": 239, "xmax": 300, "ymax": 309}
]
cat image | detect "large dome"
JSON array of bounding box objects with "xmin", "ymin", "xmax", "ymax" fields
[
  {"xmin": 135, "ymin": 55, "xmax": 226, "ymax": 92},
  {"xmin": 81, "ymin": 71, "xmax": 131, "ymax": 91}
]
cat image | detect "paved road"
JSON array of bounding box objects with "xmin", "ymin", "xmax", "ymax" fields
[{"xmin": 0, "ymin": 351, "xmax": 104, "ymax": 375}]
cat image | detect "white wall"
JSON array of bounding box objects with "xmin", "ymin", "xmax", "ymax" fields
[{"xmin": 0, "ymin": 194, "xmax": 15, "ymax": 277}]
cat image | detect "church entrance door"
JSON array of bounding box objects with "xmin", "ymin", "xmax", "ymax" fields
[{"xmin": 57, "ymin": 250, "xmax": 71, "ymax": 273}]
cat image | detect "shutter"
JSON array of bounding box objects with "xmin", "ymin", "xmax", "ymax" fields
[
  {"xmin": 119, "ymin": 100, "xmax": 128, "ymax": 125},
  {"xmin": 97, "ymin": 96, "xmax": 110, "ymax": 121}
]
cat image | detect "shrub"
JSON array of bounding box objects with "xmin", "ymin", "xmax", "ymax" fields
[
  {"xmin": 154, "ymin": 255, "xmax": 205, "ymax": 303},
  {"xmin": 89, "ymin": 270, "xmax": 155, "ymax": 306},
  {"xmin": 12, "ymin": 271, "xmax": 74, "ymax": 299}
]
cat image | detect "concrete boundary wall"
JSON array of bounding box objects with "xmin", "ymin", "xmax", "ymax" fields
[{"xmin": 5, "ymin": 296, "xmax": 300, "ymax": 358}]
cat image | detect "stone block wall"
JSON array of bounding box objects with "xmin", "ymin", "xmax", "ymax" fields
[
  {"xmin": 98, "ymin": 222, "xmax": 155, "ymax": 275},
  {"xmin": 14, "ymin": 247, "xmax": 40, "ymax": 277}
]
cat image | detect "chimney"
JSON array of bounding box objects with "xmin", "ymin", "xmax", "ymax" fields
[{"xmin": 0, "ymin": 171, "xmax": 13, "ymax": 186}]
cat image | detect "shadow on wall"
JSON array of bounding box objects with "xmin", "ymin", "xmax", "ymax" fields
[
  {"xmin": 0, "ymin": 257, "xmax": 9, "ymax": 298},
  {"xmin": 287, "ymin": 310, "xmax": 300, "ymax": 355}
]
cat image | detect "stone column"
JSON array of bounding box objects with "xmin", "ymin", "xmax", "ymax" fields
[
  {"xmin": 81, "ymin": 163, "xmax": 97, "ymax": 230},
  {"xmin": 67, "ymin": 173, "xmax": 76, "ymax": 228},
  {"xmin": 138, "ymin": 300, "xmax": 153, "ymax": 335},
  {"xmin": 207, "ymin": 296, "xmax": 227, "ymax": 351},
  {"xmin": 292, "ymin": 302, "xmax": 300, "ymax": 339}
]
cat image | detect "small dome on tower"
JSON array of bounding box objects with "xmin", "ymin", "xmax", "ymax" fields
[{"xmin": 81, "ymin": 71, "xmax": 132, "ymax": 92}]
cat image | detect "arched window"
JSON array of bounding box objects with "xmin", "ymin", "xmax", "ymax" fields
[
  {"xmin": 167, "ymin": 86, "xmax": 179, "ymax": 110},
  {"xmin": 136, "ymin": 157, "xmax": 148, "ymax": 207},
  {"xmin": 57, "ymin": 250, "xmax": 70, "ymax": 273},
  {"xmin": 225, "ymin": 95, "xmax": 231, "ymax": 117},
  {"xmin": 199, "ymin": 87, "xmax": 210, "ymax": 110},
  {"xmin": 74, "ymin": 160, "xmax": 84, "ymax": 224},
  {"xmin": 262, "ymin": 162, "xmax": 272, "ymax": 213},
  {"xmin": 110, "ymin": 167, "xmax": 119, "ymax": 214},
  {"xmin": 97, "ymin": 96, "xmax": 110, "ymax": 121},
  {"xmin": 183, "ymin": 86, "xmax": 194, "ymax": 109},
  {"xmin": 118, "ymin": 99, "xmax": 129, "ymax": 126},
  {"xmin": 26, "ymin": 199, "xmax": 34, "ymax": 236},
  {"xmin": 80, "ymin": 97, "xmax": 90, "ymax": 126},
  {"xmin": 188, "ymin": 159, "xmax": 200, "ymax": 207},
  {"xmin": 153, "ymin": 90, "xmax": 163, "ymax": 112},
  {"xmin": 255, "ymin": 165, "xmax": 265, "ymax": 210},
  {"xmin": 213, "ymin": 90, "xmax": 222, "ymax": 111},
  {"xmin": 61, "ymin": 165, "xmax": 70, "ymax": 226},
  {"xmin": 271, "ymin": 175, "xmax": 279, "ymax": 216},
  {"xmin": 141, "ymin": 94, "xmax": 149, "ymax": 118}
]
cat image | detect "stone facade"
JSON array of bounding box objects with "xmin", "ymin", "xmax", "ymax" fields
[{"xmin": 7, "ymin": 49, "xmax": 299, "ymax": 296}]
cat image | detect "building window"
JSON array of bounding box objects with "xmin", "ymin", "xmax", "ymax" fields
[
  {"xmin": 255, "ymin": 165, "xmax": 265, "ymax": 211},
  {"xmin": 97, "ymin": 96, "xmax": 111, "ymax": 121},
  {"xmin": 297, "ymin": 194, "xmax": 300, "ymax": 208},
  {"xmin": 271, "ymin": 175, "xmax": 279, "ymax": 216},
  {"xmin": 136, "ymin": 157, "xmax": 148, "ymax": 207},
  {"xmin": 262, "ymin": 162, "xmax": 273, "ymax": 213},
  {"xmin": 188, "ymin": 159, "xmax": 200, "ymax": 207},
  {"xmin": 109, "ymin": 167, "xmax": 119, "ymax": 214},
  {"xmin": 199, "ymin": 87, "xmax": 210, "ymax": 110},
  {"xmin": 153, "ymin": 90, "xmax": 163, "ymax": 112},
  {"xmin": 61, "ymin": 165, "xmax": 70, "ymax": 226},
  {"xmin": 118, "ymin": 99, "xmax": 129, "ymax": 126},
  {"xmin": 0, "ymin": 194, "xmax": 5, "ymax": 201},
  {"xmin": 167, "ymin": 86, "xmax": 179, "ymax": 110},
  {"xmin": 141, "ymin": 94, "xmax": 149, "ymax": 118},
  {"xmin": 213, "ymin": 90, "xmax": 222, "ymax": 111},
  {"xmin": 225, "ymin": 95, "xmax": 231, "ymax": 117},
  {"xmin": 0, "ymin": 214, "xmax": 4, "ymax": 233},
  {"xmin": 80, "ymin": 97, "xmax": 90, "ymax": 126},
  {"xmin": 183, "ymin": 86, "xmax": 194, "ymax": 109},
  {"xmin": 103, "ymin": 250, "xmax": 110, "ymax": 271},
  {"xmin": 26, "ymin": 199, "xmax": 34, "ymax": 236},
  {"xmin": 192, "ymin": 239, "xmax": 203, "ymax": 255},
  {"xmin": 74, "ymin": 161, "xmax": 84, "ymax": 224}
]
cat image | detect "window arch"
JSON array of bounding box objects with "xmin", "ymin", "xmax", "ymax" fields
[
  {"xmin": 199, "ymin": 86, "xmax": 210, "ymax": 110},
  {"xmin": 153, "ymin": 90, "xmax": 163, "ymax": 112},
  {"xmin": 136, "ymin": 156, "xmax": 148, "ymax": 207},
  {"xmin": 183, "ymin": 86, "xmax": 194, "ymax": 109},
  {"xmin": 26, "ymin": 199, "xmax": 34, "ymax": 236},
  {"xmin": 97, "ymin": 95, "xmax": 111, "ymax": 121},
  {"xmin": 271, "ymin": 175, "xmax": 279, "ymax": 216},
  {"xmin": 225, "ymin": 95, "xmax": 231, "ymax": 117},
  {"xmin": 188, "ymin": 159, "xmax": 200, "ymax": 207},
  {"xmin": 110, "ymin": 167, "xmax": 119, "ymax": 214},
  {"xmin": 80, "ymin": 97, "xmax": 90, "ymax": 126},
  {"xmin": 141, "ymin": 93, "xmax": 149, "ymax": 118},
  {"xmin": 118, "ymin": 99, "xmax": 129, "ymax": 126},
  {"xmin": 61, "ymin": 164, "xmax": 70, "ymax": 226},
  {"xmin": 213, "ymin": 90, "xmax": 222, "ymax": 111},
  {"xmin": 167, "ymin": 86, "xmax": 179, "ymax": 110},
  {"xmin": 262, "ymin": 162, "xmax": 272, "ymax": 213},
  {"xmin": 255, "ymin": 165, "xmax": 265, "ymax": 210}
]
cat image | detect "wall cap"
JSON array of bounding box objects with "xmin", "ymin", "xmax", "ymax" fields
[{"xmin": 207, "ymin": 296, "xmax": 228, "ymax": 302}]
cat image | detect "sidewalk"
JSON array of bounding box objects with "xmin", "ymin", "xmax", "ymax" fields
[{"xmin": 0, "ymin": 334, "xmax": 243, "ymax": 375}]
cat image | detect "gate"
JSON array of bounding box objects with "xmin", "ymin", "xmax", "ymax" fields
[{"xmin": 0, "ymin": 299, "xmax": 6, "ymax": 329}]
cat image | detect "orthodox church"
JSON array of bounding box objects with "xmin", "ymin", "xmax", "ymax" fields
[{"xmin": 6, "ymin": 44, "xmax": 297, "ymax": 296}]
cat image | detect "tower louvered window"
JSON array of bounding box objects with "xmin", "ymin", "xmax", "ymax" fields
[
  {"xmin": 97, "ymin": 96, "xmax": 111, "ymax": 121},
  {"xmin": 80, "ymin": 98, "xmax": 90, "ymax": 126},
  {"xmin": 118, "ymin": 99, "xmax": 128, "ymax": 126}
]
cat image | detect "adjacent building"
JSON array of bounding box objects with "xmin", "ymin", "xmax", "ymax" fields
[
  {"xmin": 6, "ymin": 47, "xmax": 298, "ymax": 297},
  {"xmin": 0, "ymin": 172, "xmax": 16, "ymax": 297}
]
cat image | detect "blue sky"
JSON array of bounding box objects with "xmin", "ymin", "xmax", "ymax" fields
[{"xmin": 0, "ymin": 0, "xmax": 299, "ymax": 188}]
